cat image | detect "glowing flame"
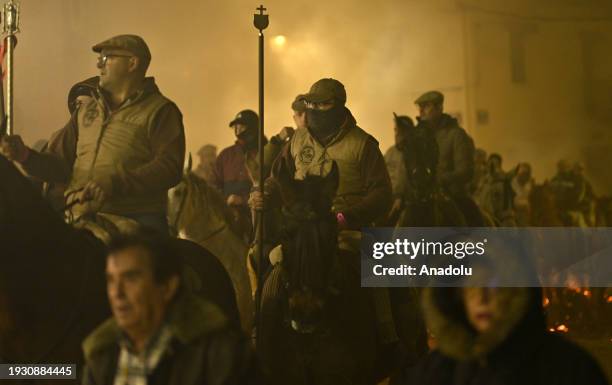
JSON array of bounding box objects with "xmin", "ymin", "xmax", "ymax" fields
[
  {"xmin": 582, "ymin": 290, "xmax": 591, "ymax": 298},
  {"xmin": 272, "ymin": 35, "xmax": 286, "ymax": 47},
  {"xmin": 543, "ymin": 297, "xmax": 550, "ymax": 307},
  {"xmin": 607, "ymin": 296, "xmax": 612, "ymax": 304},
  {"xmin": 556, "ymin": 324, "xmax": 569, "ymax": 333}
]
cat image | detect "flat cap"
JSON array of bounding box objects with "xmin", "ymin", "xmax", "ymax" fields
[
  {"xmin": 92, "ymin": 34, "xmax": 151, "ymax": 64},
  {"xmin": 415, "ymin": 90, "xmax": 444, "ymax": 105},
  {"xmin": 299, "ymin": 78, "xmax": 347, "ymax": 105}
]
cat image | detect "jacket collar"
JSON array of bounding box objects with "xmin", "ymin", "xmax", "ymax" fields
[
  {"xmin": 95, "ymin": 77, "xmax": 161, "ymax": 111},
  {"xmin": 82, "ymin": 291, "xmax": 227, "ymax": 361},
  {"xmin": 417, "ymin": 113, "xmax": 458, "ymax": 131}
]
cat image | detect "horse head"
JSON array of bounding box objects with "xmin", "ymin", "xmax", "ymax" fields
[
  {"xmin": 272, "ymin": 159, "xmax": 340, "ymax": 334},
  {"xmin": 397, "ymin": 125, "xmax": 439, "ymax": 203},
  {"xmin": 168, "ymin": 170, "xmax": 236, "ymax": 242}
]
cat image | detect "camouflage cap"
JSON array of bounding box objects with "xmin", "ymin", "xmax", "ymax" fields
[
  {"xmin": 299, "ymin": 78, "xmax": 347, "ymax": 105},
  {"xmin": 415, "ymin": 90, "xmax": 444, "ymax": 105},
  {"xmin": 92, "ymin": 34, "xmax": 151, "ymax": 65}
]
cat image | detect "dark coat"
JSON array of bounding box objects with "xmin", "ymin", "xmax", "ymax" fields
[
  {"xmin": 213, "ymin": 141, "xmax": 256, "ymax": 203},
  {"xmin": 394, "ymin": 286, "xmax": 609, "ymax": 385},
  {"xmin": 81, "ymin": 292, "xmax": 253, "ymax": 385},
  {"xmin": 418, "ymin": 114, "xmax": 475, "ymax": 197}
]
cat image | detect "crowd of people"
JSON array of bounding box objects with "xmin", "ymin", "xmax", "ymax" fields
[{"xmin": 0, "ymin": 34, "xmax": 609, "ymax": 384}]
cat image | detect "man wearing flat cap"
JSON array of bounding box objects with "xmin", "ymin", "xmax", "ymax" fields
[
  {"xmin": 0, "ymin": 34, "xmax": 185, "ymax": 234},
  {"xmin": 414, "ymin": 90, "xmax": 483, "ymax": 225},
  {"xmin": 249, "ymin": 78, "xmax": 399, "ymax": 346},
  {"xmin": 280, "ymin": 78, "xmax": 392, "ymax": 229},
  {"xmin": 250, "ymin": 78, "xmax": 392, "ymax": 231}
]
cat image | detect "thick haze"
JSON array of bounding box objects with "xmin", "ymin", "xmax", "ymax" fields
[{"xmin": 11, "ymin": 0, "xmax": 612, "ymax": 191}]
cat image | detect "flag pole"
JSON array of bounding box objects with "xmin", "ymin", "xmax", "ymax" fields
[
  {"xmin": 252, "ymin": 4, "xmax": 269, "ymax": 342},
  {"xmin": 2, "ymin": 0, "xmax": 19, "ymax": 136}
]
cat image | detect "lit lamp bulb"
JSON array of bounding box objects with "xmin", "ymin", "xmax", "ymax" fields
[{"xmin": 272, "ymin": 35, "xmax": 286, "ymax": 47}]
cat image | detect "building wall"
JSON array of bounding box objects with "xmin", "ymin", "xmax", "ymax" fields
[{"xmin": 462, "ymin": 0, "xmax": 612, "ymax": 192}]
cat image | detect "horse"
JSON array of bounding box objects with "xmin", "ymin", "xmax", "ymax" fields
[
  {"xmin": 257, "ymin": 161, "xmax": 399, "ymax": 385},
  {"xmin": 395, "ymin": 125, "xmax": 468, "ymax": 227},
  {"xmin": 167, "ymin": 170, "xmax": 253, "ymax": 332},
  {"xmin": 0, "ymin": 155, "xmax": 239, "ymax": 380}
]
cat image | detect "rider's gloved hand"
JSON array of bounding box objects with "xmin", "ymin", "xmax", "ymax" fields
[{"xmin": 248, "ymin": 189, "xmax": 265, "ymax": 211}]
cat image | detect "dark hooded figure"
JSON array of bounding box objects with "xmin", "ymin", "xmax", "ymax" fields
[
  {"xmin": 67, "ymin": 76, "xmax": 99, "ymax": 115},
  {"xmin": 394, "ymin": 284, "xmax": 608, "ymax": 385}
]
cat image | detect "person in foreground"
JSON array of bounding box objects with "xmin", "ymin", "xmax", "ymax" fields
[
  {"xmin": 394, "ymin": 283, "xmax": 609, "ymax": 385},
  {"xmin": 81, "ymin": 229, "xmax": 252, "ymax": 385}
]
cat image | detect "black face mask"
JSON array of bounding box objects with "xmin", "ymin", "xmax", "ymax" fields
[
  {"xmin": 306, "ymin": 105, "xmax": 346, "ymax": 140},
  {"xmin": 237, "ymin": 129, "xmax": 258, "ymax": 149}
]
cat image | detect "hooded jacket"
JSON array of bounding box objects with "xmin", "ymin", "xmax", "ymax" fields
[
  {"xmin": 395, "ymin": 285, "xmax": 608, "ymax": 385},
  {"xmin": 67, "ymin": 76, "xmax": 99, "ymax": 115}
]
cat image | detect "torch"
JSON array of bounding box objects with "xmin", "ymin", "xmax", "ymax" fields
[
  {"xmin": 253, "ymin": 4, "xmax": 268, "ymax": 335},
  {"xmin": 2, "ymin": 0, "xmax": 19, "ymax": 136}
]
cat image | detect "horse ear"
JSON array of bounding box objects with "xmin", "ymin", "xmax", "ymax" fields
[
  {"xmin": 323, "ymin": 161, "xmax": 339, "ymax": 197},
  {"xmin": 185, "ymin": 153, "xmax": 193, "ymax": 174},
  {"xmin": 272, "ymin": 159, "xmax": 297, "ymax": 204}
]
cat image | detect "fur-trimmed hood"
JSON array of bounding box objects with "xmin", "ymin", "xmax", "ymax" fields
[
  {"xmin": 82, "ymin": 291, "xmax": 228, "ymax": 362},
  {"xmin": 421, "ymin": 237, "xmax": 546, "ymax": 361},
  {"xmin": 423, "ymin": 286, "xmax": 545, "ymax": 361}
]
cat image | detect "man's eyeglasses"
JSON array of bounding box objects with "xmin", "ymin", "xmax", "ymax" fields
[{"xmin": 97, "ymin": 54, "xmax": 134, "ymax": 68}]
